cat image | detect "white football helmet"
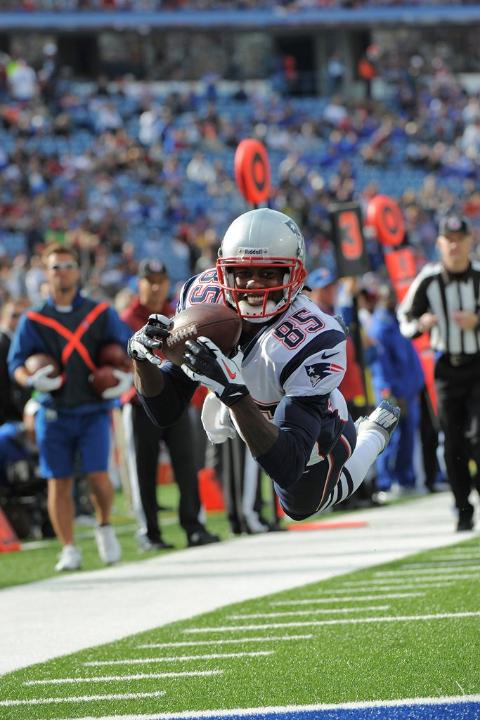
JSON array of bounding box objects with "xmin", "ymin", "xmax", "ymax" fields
[{"xmin": 216, "ymin": 208, "xmax": 307, "ymax": 322}]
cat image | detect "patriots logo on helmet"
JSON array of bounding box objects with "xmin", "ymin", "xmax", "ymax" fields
[
  {"xmin": 285, "ymin": 218, "xmax": 302, "ymax": 239},
  {"xmin": 305, "ymin": 355, "xmax": 343, "ymax": 388}
]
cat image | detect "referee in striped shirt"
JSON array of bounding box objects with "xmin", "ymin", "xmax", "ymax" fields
[{"xmin": 398, "ymin": 212, "xmax": 480, "ymax": 532}]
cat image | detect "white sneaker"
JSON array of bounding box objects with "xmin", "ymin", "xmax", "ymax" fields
[
  {"xmin": 95, "ymin": 524, "xmax": 121, "ymax": 565},
  {"xmin": 55, "ymin": 544, "xmax": 82, "ymax": 572},
  {"xmin": 355, "ymin": 400, "xmax": 401, "ymax": 452}
]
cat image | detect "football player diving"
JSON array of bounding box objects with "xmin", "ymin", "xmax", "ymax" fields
[{"xmin": 127, "ymin": 208, "xmax": 400, "ymax": 521}]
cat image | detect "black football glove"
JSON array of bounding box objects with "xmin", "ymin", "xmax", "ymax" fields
[
  {"xmin": 127, "ymin": 313, "xmax": 172, "ymax": 365},
  {"xmin": 181, "ymin": 337, "xmax": 249, "ymax": 407}
]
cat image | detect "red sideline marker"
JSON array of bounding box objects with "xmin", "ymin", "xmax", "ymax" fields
[{"xmin": 287, "ymin": 520, "xmax": 368, "ymax": 531}]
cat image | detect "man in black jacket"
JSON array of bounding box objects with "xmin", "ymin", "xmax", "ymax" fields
[
  {"xmin": 121, "ymin": 259, "xmax": 219, "ymax": 550},
  {"xmin": 398, "ymin": 212, "xmax": 480, "ymax": 531}
]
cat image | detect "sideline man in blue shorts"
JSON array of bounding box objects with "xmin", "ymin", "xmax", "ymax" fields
[{"xmin": 8, "ymin": 243, "xmax": 132, "ymax": 571}]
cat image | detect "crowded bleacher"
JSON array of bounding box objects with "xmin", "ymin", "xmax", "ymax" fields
[{"xmin": 0, "ymin": 37, "xmax": 479, "ymax": 302}]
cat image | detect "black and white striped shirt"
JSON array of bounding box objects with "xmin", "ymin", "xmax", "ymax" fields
[{"xmin": 398, "ymin": 261, "xmax": 480, "ymax": 355}]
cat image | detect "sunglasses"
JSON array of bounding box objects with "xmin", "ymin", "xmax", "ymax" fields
[{"xmin": 49, "ymin": 262, "xmax": 78, "ymax": 271}]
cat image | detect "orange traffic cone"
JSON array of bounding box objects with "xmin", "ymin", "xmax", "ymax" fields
[
  {"xmin": 0, "ymin": 508, "xmax": 21, "ymax": 552},
  {"xmin": 198, "ymin": 467, "xmax": 225, "ymax": 511}
]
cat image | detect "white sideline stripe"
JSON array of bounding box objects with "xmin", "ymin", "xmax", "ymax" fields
[
  {"xmin": 403, "ymin": 561, "xmax": 480, "ymax": 569},
  {"xmin": 84, "ymin": 651, "xmax": 273, "ymax": 666},
  {"xmin": 271, "ymin": 593, "xmax": 424, "ymax": 604},
  {"xmin": 336, "ymin": 582, "xmax": 454, "ymax": 590},
  {"xmin": 374, "ymin": 569, "xmax": 479, "ymax": 578},
  {"xmin": 138, "ymin": 635, "xmax": 313, "ymax": 648},
  {"xmin": 184, "ymin": 610, "xmax": 480, "ymax": 633},
  {"xmin": 47, "ymin": 693, "xmax": 480, "ymax": 719},
  {"xmin": 228, "ymin": 605, "xmax": 390, "ymax": 619},
  {"xmin": 0, "ymin": 691, "xmax": 166, "ymax": 707},
  {"xmin": 24, "ymin": 670, "xmax": 223, "ymax": 686}
]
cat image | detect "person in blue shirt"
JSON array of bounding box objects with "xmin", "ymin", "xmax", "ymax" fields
[
  {"xmin": 369, "ymin": 283, "xmax": 426, "ymax": 495},
  {"xmin": 8, "ymin": 243, "xmax": 132, "ymax": 571}
]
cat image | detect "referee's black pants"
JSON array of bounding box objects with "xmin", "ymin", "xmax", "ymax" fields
[
  {"xmin": 131, "ymin": 403, "xmax": 203, "ymax": 542},
  {"xmin": 435, "ymin": 356, "xmax": 480, "ymax": 518}
]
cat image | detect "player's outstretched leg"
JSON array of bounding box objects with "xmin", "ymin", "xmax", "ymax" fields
[
  {"xmin": 320, "ymin": 400, "xmax": 400, "ymax": 511},
  {"xmin": 355, "ymin": 399, "xmax": 401, "ymax": 452}
]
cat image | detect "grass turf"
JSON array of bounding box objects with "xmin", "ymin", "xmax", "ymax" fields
[{"xmin": 0, "ymin": 537, "xmax": 479, "ymax": 720}]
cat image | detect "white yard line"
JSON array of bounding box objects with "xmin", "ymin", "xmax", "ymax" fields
[
  {"xmin": 0, "ymin": 691, "xmax": 166, "ymax": 707},
  {"xmin": 184, "ymin": 610, "xmax": 480, "ymax": 633},
  {"xmin": 270, "ymin": 593, "xmax": 424, "ymax": 603},
  {"xmin": 138, "ymin": 635, "xmax": 313, "ymax": 649},
  {"xmin": 24, "ymin": 669, "xmax": 223, "ymax": 685},
  {"xmin": 0, "ymin": 492, "xmax": 474, "ymax": 675},
  {"xmin": 336, "ymin": 581, "xmax": 454, "ymax": 590},
  {"xmin": 374, "ymin": 569, "xmax": 479, "ymax": 578},
  {"xmin": 84, "ymin": 651, "xmax": 273, "ymax": 666},
  {"xmin": 228, "ymin": 605, "xmax": 390, "ymax": 619},
  {"xmin": 402, "ymin": 560, "xmax": 480, "ymax": 569}
]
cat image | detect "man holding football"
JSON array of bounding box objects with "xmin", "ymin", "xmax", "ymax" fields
[{"xmin": 128, "ymin": 208, "xmax": 400, "ymax": 521}]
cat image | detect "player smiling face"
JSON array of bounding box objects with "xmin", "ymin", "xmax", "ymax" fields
[{"xmin": 231, "ymin": 266, "xmax": 285, "ymax": 314}]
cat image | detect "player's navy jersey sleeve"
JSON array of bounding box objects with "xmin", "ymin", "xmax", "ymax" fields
[
  {"xmin": 138, "ymin": 362, "xmax": 198, "ymax": 428},
  {"xmin": 254, "ymin": 393, "xmax": 346, "ymax": 488}
]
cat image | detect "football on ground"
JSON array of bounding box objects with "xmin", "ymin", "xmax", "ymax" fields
[
  {"xmin": 25, "ymin": 353, "xmax": 61, "ymax": 378},
  {"xmin": 163, "ymin": 304, "xmax": 242, "ymax": 366}
]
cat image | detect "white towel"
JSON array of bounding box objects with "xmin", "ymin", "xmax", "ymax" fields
[{"xmin": 201, "ymin": 392, "xmax": 237, "ymax": 444}]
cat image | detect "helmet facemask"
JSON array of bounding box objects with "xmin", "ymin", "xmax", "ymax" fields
[{"xmin": 216, "ymin": 256, "xmax": 306, "ymax": 322}]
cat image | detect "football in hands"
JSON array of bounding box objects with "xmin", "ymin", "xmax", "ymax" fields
[
  {"xmin": 89, "ymin": 366, "xmax": 121, "ymax": 396},
  {"xmin": 97, "ymin": 343, "xmax": 131, "ymax": 371},
  {"xmin": 90, "ymin": 343, "xmax": 131, "ymax": 396},
  {"xmin": 25, "ymin": 353, "xmax": 61, "ymax": 378},
  {"xmin": 163, "ymin": 304, "xmax": 242, "ymax": 366}
]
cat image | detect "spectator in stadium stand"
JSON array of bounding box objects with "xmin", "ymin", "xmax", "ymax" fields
[
  {"xmin": 121, "ymin": 258, "xmax": 220, "ymax": 550},
  {"xmin": 357, "ymin": 45, "xmax": 379, "ymax": 100},
  {"xmin": 6, "ymin": 56, "xmax": 38, "ymax": 103},
  {"xmin": 7, "ymin": 243, "xmax": 133, "ymax": 571},
  {"xmin": 398, "ymin": 212, "xmax": 480, "ymax": 532},
  {"xmin": 368, "ymin": 283, "xmax": 426, "ymax": 498}
]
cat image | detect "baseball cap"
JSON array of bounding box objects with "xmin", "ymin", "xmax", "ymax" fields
[
  {"xmin": 306, "ymin": 267, "xmax": 338, "ymax": 290},
  {"xmin": 439, "ymin": 213, "xmax": 471, "ymax": 236},
  {"xmin": 138, "ymin": 259, "xmax": 168, "ymax": 278}
]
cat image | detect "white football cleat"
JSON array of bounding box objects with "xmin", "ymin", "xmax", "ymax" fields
[
  {"xmin": 355, "ymin": 400, "xmax": 401, "ymax": 452},
  {"xmin": 95, "ymin": 524, "xmax": 121, "ymax": 565},
  {"xmin": 55, "ymin": 544, "xmax": 82, "ymax": 572}
]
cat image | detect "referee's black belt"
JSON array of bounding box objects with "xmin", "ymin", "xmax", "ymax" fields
[{"xmin": 447, "ymin": 353, "xmax": 480, "ymax": 367}]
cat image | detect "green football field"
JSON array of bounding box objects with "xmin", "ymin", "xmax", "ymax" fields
[{"xmin": 0, "ymin": 534, "xmax": 479, "ymax": 720}]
